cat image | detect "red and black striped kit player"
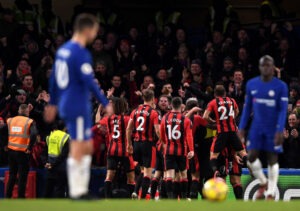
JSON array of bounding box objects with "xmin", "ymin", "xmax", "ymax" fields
[
  {"xmin": 126, "ymin": 89, "xmax": 160, "ymax": 199},
  {"xmin": 203, "ymin": 84, "xmax": 247, "ymax": 176},
  {"xmin": 103, "ymin": 98, "xmax": 135, "ymax": 198},
  {"xmin": 160, "ymin": 97, "xmax": 194, "ymax": 199}
]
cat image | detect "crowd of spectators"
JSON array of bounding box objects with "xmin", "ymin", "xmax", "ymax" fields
[{"xmin": 0, "ymin": 0, "xmax": 300, "ymax": 169}]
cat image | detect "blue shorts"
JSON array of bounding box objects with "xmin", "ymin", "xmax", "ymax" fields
[
  {"xmin": 247, "ymin": 127, "xmax": 283, "ymax": 153},
  {"xmin": 63, "ymin": 114, "xmax": 92, "ymax": 141}
]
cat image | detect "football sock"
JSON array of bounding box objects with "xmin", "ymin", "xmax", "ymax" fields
[
  {"xmin": 173, "ymin": 181, "xmax": 181, "ymax": 199},
  {"xmin": 127, "ymin": 183, "xmax": 135, "ymax": 196},
  {"xmin": 82, "ymin": 155, "xmax": 91, "ymax": 194},
  {"xmin": 141, "ymin": 176, "xmax": 151, "ymax": 198},
  {"xmin": 150, "ymin": 178, "xmax": 159, "ymax": 199},
  {"xmin": 233, "ymin": 184, "xmax": 243, "ymax": 199},
  {"xmin": 190, "ymin": 179, "xmax": 199, "ymax": 199},
  {"xmin": 104, "ymin": 180, "xmax": 112, "ymax": 198},
  {"xmin": 180, "ymin": 179, "xmax": 188, "ymax": 199},
  {"xmin": 160, "ymin": 179, "xmax": 167, "ymax": 199},
  {"xmin": 166, "ymin": 178, "xmax": 174, "ymax": 199},
  {"xmin": 266, "ymin": 163, "xmax": 279, "ymax": 197},
  {"xmin": 134, "ymin": 173, "xmax": 143, "ymax": 193},
  {"xmin": 67, "ymin": 157, "xmax": 89, "ymax": 198},
  {"xmin": 209, "ymin": 158, "xmax": 218, "ymax": 174},
  {"xmin": 247, "ymin": 159, "xmax": 267, "ymax": 185}
]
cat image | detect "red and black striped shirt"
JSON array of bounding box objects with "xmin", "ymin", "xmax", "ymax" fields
[
  {"xmin": 160, "ymin": 111, "xmax": 194, "ymax": 156},
  {"xmin": 207, "ymin": 97, "xmax": 238, "ymax": 133},
  {"xmin": 106, "ymin": 114, "xmax": 130, "ymax": 157},
  {"xmin": 130, "ymin": 104, "xmax": 160, "ymax": 142}
]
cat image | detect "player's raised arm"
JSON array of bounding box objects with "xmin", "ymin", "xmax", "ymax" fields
[
  {"xmin": 239, "ymin": 82, "xmax": 253, "ymax": 130},
  {"xmin": 276, "ymin": 82, "xmax": 288, "ymax": 133},
  {"xmin": 79, "ymin": 59, "xmax": 108, "ymax": 107}
]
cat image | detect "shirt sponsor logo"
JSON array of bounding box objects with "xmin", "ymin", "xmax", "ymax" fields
[{"xmin": 253, "ymin": 98, "xmax": 276, "ymax": 107}]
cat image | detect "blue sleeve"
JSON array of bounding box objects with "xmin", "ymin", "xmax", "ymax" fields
[
  {"xmin": 78, "ymin": 53, "xmax": 108, "ymax": 107},
  {"xmin": 49, "ymin": 65, "xmax": 58, "ymax": 106},
  {"xmin": 239, "ymin": 82, "xmax": 252, "ymax": 130},
  {"xmin": 276, "ymin": 82, "xmax": 288, "ymax": 132}
]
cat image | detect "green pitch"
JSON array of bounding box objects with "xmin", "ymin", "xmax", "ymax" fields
[{"xmin": 0, "ymin": 200, "xmax": 300, "ymax": 211}]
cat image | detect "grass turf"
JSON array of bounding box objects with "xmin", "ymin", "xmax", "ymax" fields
[{"xmin": 0, "ymin": 200, "xmax": 300, "ymax": 211}]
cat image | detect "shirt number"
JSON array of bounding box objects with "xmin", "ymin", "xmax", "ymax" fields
[
  {"xmin": 218, "ymin": 105, "xmax": 235, "ymax": 120},
  {"xmin": 55, "ymin": 59, "xmax": 69, "ymax": 89},
  {"xmin": 167, "ymin": 125, "xmax": 181, "ymax": 140},
  {"xmin": 136, "ymin": 116, "xmax": 145, "ymax": 131},
  {"xmin": 112, "ymin": 124, "xmax": 120, "ymax": 139}
]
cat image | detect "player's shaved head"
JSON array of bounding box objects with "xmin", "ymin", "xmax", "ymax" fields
[
  {"xmin": 142, "ymin": 89, "xmax": 155, "ymax": 103},
  {"xmin": 259, "ymin": 55, "xmax": 274, "ymax": 79},
  {"xmin": 214, "ymin": 82, "xmax": 226, "ymax": 97},
  {"xmin": 172, "ymin": 97, "xmax": 183, "ymax": 110}
]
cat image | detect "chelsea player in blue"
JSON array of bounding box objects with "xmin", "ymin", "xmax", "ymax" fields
[
  {"xmin": 239, "ymin": 55, "xmax": 288, "ymax": 200},
  {"xmin": 44, "ymin": 14, "xmax": 108, "ymax": 199}
]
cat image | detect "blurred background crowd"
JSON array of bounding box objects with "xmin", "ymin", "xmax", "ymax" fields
[{"xmin": 0, "ymin": 0, "xmax": 300, "ymax": 169}]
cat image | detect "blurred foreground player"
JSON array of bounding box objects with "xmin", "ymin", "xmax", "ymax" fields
[
  {"xmin": 239, "ymin": 55, "xmax": 288, "ymax": 200},
  {"xmin": 45, "ymin": 14, "xmax": 108, "ymax": 199},
  {"xmin": 160, "ymin": 97, "xmax": 194, "ymax": 199}
]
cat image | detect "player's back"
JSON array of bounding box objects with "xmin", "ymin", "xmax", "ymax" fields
[
  {"xmin": 207, "ymin": 97, "xmax": 238, "ymax": 133},
  {"xmin": 106, "ymin": 114, "xmax": 129, "ymax": 157},
  {"xmin": 247, "ymin": 76, "xmax": 288, "ymax": 129},
  {"xmin": 162, "ymin": 111, "xmax": 190, "ymax": 156},
  {"xmin": 53, "ymin": 41, "xmax": 93, "ymax": 117},
  {"xmin": 130, "ymin": 104, "xmax": 159, "ymax": 142}
]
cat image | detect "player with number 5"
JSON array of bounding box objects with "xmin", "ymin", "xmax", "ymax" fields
[
  {"xmin": 203, "ymin": 82, "xmax": 247, "ymax": 178},
  {"xmin": 44, "ymin": 14, "xmax": 108, "ymax": 199}
]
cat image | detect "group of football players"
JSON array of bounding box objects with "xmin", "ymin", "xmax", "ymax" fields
[{"xmin": 99, "ymin": 85, "xmax": 246, "ymax": 200}]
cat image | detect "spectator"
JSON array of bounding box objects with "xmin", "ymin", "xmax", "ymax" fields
[
  {"xmin": 283, "ymin": 113, "xmax": 300, "ymax": 168},
  {"xmin": 91, "ymin": 37, "xmax": 114, "ymax": 77}
]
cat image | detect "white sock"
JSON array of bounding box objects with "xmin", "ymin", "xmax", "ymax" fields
[
  {"xmin": 266, "ymin": 163, "xmax": 279, "ymax": 196},
  {"xmin": 81, "ymin": 155, "xmax": 92, "ymax": 193},
  {"xmin": 247, "ymin": 159, "xmax": 267, "ymax": 185},
  {"xmin": 67, "ymin": 157, "xmax": 89, "ymax": 198}
]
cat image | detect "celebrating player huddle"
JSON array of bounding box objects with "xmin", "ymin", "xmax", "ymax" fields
[{"xmin": 46, "ymin": 13, "xmax": 288, "ymax": 201}]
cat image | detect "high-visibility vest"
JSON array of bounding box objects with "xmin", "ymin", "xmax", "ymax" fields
[
  {"xmin": 37, "ymin": 15, "xmax": 59, "ymax": 37},
  {"xmin": 46, "ymin": 130, "xmax": 69, "ymax": 159},
  {"xmin": 7, "ymin": 116, "xmax": 33, "ymax": 152},
  {"xmin": 205, "ymin": 128, "xmax": 217, "ymax": 139},
  {"xmin": 14, "ymin": 9, "xmax": 36, "ymax": 26}
]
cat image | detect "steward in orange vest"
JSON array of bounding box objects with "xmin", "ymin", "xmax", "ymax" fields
[{"xmin": 5, "ymin": 104, "xmax": 38, "ymax": 198}]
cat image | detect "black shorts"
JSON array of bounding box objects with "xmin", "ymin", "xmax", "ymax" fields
[
  {"xmin": 107, "ymin": 156, "xmax": 135, "ymax": 172},
  {"xmin": 133, "ymin": 141, "xmax": 156, "ymax": 168},
  {"xmin": 155, "ymin": 150, "xmax": 164, "ymax": 171},
  {"xmin": 219, "ymin": 148, "xmax": 242, "ymax": 177},
  {"xmin": 165, "ymin": 155, "xmax": 187, "ymax": 172},
  {"xmin": 211, "ymin": 132, "xmax": 244, "ymax": 153},
  {"xmin": 189, "ymin": 152, "xmax": 200, "ymax": 174}
]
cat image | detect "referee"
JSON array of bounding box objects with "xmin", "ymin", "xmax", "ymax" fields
[{"xmin": 5, "ymin": 104, "xmax": 37, "ymax": 198}]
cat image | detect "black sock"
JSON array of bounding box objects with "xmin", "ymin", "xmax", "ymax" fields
[
  {"xmin": 127, "ymin": 183, "xmax": 135, "ymax": 196},
  {"xmin": 166, "ymin": 179, "xmax": 173, "ymax": 199},
  {"xmin": 233, "ymin": 184, "xmax": 243, "ymax": 199},
  {"xmin": 134, "ymin": 173, "xmax": 144, "ymax": 193},
  {"xmin": 160, "ymin": 179, "xmax": 167, "ymax": 199},
  {"xmin": 150, "ymin": 178, "xmax": 159, "ymax": 199},
  {"xmin": 181, "ymin": 179, "xmax": 188, "ymax": 199},
  {"xmin": 141, "ymin": 176, "xmax": 151, "ymax": 199},
  {"xmin": 104, "ymin": 181, "xmax": 112, "ymax": 198},
  {"xmin": 242, "ymin": 156, "xmax": 248, "ymax": 168},
  {"xmin": 210, "ymin": 158, "xmax": 218, "ymax": 174},
  {"xmin": 173, "ymin": 181, "xmax": 180, "ymax": 199},
  {"xmin": 190, "ymin": 180, "xmax": 199, "ymax": 199}
]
